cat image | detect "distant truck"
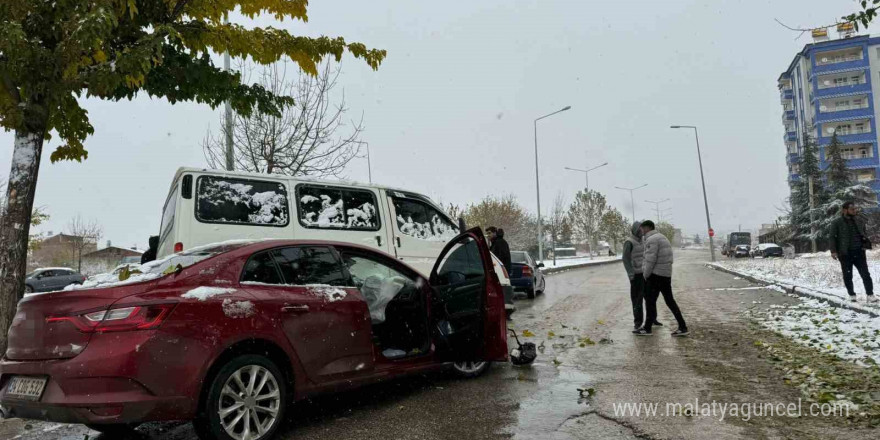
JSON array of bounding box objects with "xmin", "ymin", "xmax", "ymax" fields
[{"xmin": 722, "ymin": 232, "xmax": 751, "ymax": 257}]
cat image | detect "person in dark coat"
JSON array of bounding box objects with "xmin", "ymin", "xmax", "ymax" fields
[
  {"xmin": 140, "ymin": 235, "xmax": 159, "ymax": 264},
  {"xmin": 486, "ymin": 226, "xmax": 512, "ymax": 275},
  {"xmin": 828, "ymin": 202, "xmax": 876, "ymax": 303}
]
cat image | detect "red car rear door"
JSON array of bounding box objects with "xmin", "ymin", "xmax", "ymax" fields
[
  {"xmin": 429, "ymin": 228, "xmax": 508, "ymax": 362},
  {"xmin": 241, "ymin": 246, "xmax": 374, "ymax": 383}
]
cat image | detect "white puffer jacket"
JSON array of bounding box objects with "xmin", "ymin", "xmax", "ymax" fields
[{"xmin": 643, "ymin": 230, "xmax": 673, "ymax": 278}]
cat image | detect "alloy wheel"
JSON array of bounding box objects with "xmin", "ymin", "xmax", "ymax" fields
[
  {"xmin": 453, "ymin": 361, "xmax": 487, "ymax": 374},
  {"xmin": 218, "ymin": 365, "xmax": 281, "ymax": 440}
]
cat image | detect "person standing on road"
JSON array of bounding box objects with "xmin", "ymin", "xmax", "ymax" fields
[
  {"xmin": 623, "ymin": 221, "xmax": 647, "ymax": 330},
  {"xmin": 633, "ymin": 220, "xmax": 688, "ymax": 337},
  {"xmin": 486, "ymin": 226, "xmax": 512, "ymax": 275},
  {"xmin": 829, "ymin": 201, "xmax": 877, "ymax": 303}
]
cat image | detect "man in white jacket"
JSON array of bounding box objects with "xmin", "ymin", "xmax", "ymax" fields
[{"xmin": 633, "ymin": 220, "xmax": 688, "ymax": 337}]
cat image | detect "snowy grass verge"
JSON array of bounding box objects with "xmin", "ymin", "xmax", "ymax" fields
[{"xmin": 542, "ymin": 257, "xmax": 621, "ymax": 275}]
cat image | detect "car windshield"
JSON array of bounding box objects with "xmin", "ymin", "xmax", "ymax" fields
[{"xmin": 511, "ymin": 252, "xmax": 529, "ymax": 264}]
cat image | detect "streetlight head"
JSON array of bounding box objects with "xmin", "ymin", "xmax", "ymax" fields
[
  {"xmin": 670, "ymin": 125, "xmax": 681, "ymax": 129},
  {"xmin": 561, "ymin": 106, "xmax": 572, "ymax": 111}
]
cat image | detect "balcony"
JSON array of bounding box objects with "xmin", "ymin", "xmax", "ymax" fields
[
  {"xmin": 815, "ymin": 106, "xmax": 872, "ymax": 122},
  {"xmin": 784, "ymin": 131, "xmax": 797, "ymax": 142},
  {"xmin": 814, "ymin": 81, "xmax": 871, "ymax": 98},
  {"xmin": 846, "ymin": 156, "xmax": 880, "ymax": 168},
  {"xmin": 821, "ymin": 130, "xmax": 874, "ymax": 143},
  {"xmin": 782, "ymin": 110, "xmax": 795, "ymax": 121},
  {"xmin": 814, "ymin": 50, "xmax": 867, "ymax": 74},
  {"xmin": 780, "ymin": 89, "xmax": 793, "ymax": 100},
  {"xmin": 787, "ymin": 152, "xmax": 799, "ymax": 163}
]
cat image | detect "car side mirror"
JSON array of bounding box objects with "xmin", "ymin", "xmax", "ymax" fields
[{"xmin": 537, "ymin": 263, "xmax": 545, "ymax": 268}]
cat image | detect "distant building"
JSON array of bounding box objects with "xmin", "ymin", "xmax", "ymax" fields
[
  {"xmin": 779, "ymin": 29, "xmax": 880, "ymax": 200},
  {"xmin": 28, "ymin": 233, "xmax": 97, "ymax": 271},
  {"xmin": 82, "ymin": 246, "xmax": 143, "ymax": 270}
]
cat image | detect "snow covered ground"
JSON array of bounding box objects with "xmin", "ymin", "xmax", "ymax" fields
[
  {"xmin": 715, "ymin": 251, "xmax": 880, "ymax": 306},
  {"xmin": 541, "ymin": 255, "xmax": 621, "ymax": 270},
  {"xmin": 714, "ymin": 252, "xmax": 880, "ymax": 368}
]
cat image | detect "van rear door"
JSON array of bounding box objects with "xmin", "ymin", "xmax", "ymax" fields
[{"xmin": 292, "ymin": 183, "xmax": 391, "ymax": 254}]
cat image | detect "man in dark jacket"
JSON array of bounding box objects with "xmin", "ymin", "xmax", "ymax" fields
[
  {"xmin": 829, "ymin": 202, "xmax": 876, "ymax": 303},
  {"xmin": 140, "ymin": 235, "xmax": 159, "ymax": 264},
  {"xmin": 486, "ymin": 227, "xmax": 512, "ymax": 275}
]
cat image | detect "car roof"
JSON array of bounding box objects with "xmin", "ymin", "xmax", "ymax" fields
[
  {"xmin": 198, "ymin": 239, "xmax": 433, "ymax": 276},
  {"xmin": 35, "ymin": 267, "xmax": 75, "ymax": 272}
]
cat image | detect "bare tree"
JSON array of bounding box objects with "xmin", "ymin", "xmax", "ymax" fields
[
  {"xmin": 203, "ymin": 60, "xmax": 363, "ymax": 177},
  {"xmin": 567, "ymin": 190, "xmax": 608, "ymax": 256},
  {"xmin": 546, "ymin": 192, "xmax": 568, "ymax": 262},
  {"xmin": 67, "ymin": 216, "xmax": 103, "ymax": 272}
]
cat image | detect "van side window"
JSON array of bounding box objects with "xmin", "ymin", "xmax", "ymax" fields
[
  {"xmin": 241, "ymin": 251, "xmax": 283, "ymax": 285},
  {"xmin": 297, "ymin": 185, "xmax": 380, "ymax": 231},
  {"xmin": 392, "ymin": 197, "xmax": 458, "ymax": 241},
  {"xmin": 196, "ymin": 176, "xmax": 289, "ymax": 226},
  {"xmin": 272, "ymin": 246, "xmax": 348, "ymax": 286}
]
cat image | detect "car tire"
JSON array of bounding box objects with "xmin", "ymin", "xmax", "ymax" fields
[
  {"xmin": 526, "ymin": 287, "xmax": 536, "ymax": 299},
  {"xmin": 194, "ymin": 354, "xmax": 287, "ymax": 440},
  {"xmin": 85, "ymin": 423, "xmax": 140, "ymax": 435},
  {"xmin": 23, "ymin": 285, "xmax": 33, "ymax": 294},
  {"xmin": 451, "ymin": 361, "xmax": 490, "ymax": 378}
]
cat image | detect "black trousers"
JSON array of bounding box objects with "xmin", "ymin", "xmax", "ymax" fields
[
  {"xmin": 644, "ymin": 275, "xmax": 687, "ymax": 332},
  {"xmin": 840, "ymin": 249, "xmax": 874, "ymax": 296},
  {"xmin": 629, "ymin": 275, "xmax": 645, "ymax": 327}
]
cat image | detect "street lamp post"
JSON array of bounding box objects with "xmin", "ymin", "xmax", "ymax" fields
[
  {"xmin": 564, "ymin": 162, "xmax": 609, "ymax": 193},
  {"xmin": 671, "ymin": 125, "xmax": 715, "ymax": 262},
  {"xmin": 534, "ymin": 105, "xmax": 572, "ymax": 263},
  {"xmin": 615, "ymin": 184, "xmax": 648, "ymax": 223}
]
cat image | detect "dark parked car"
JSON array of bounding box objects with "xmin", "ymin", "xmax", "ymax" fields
[
  {"xmin": 0, "ymin": 229, "xmax": 508, "ymax": 440},
  {"xmin": 24, "ymin": 268, "xmax": 86, "ymax": 294},
  {"xmin": 509, "ymin": 251, "xmax": 546, "ymax": 299},
  {"xmin": 753, "ymin": 243, "xmax": 784, "ymax": 258}
]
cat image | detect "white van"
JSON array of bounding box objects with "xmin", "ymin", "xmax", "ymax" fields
[{"xmin": 157, "ymin": 168, "xmax": 463, "ymax": 277}]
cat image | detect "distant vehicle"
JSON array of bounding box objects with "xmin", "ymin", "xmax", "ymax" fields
[
  {"xmin": 722, "ymin": 232, "xmax": 751, "ymax": 257},
  {"xmin": 23, "ymin": 268, "xmax": 85, "ymax": 294},
  {"xmin": 509, "ymin": 251, "xmax": 546, "ymax": 299},
  {"xmin": 0, "ymin": 231, "xmax": 509, "ymax": 440},
  {"xmin": 753, "ymin": 243, "xmax": 784, "ymax": 258},
  {"xmin": 733, "ymin": 245, "xmax": 750, "ymax": 258}
]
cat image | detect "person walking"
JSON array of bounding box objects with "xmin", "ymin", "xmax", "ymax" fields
[
  {"xmin": 633, "ymin": 220, "xmax": 688, "ymax": 337},
  {"xmin": 486, "ymin": 226, "xmax": 512, "ymax": 275},
  {"xmin": 829, "ymin": 201, "xmax": 877, "ymax": 303}
]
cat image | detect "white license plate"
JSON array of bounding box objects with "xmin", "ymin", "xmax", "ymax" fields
[{"xmin": 5, "ymin": 376, "xmax": 47, "ymax": 401}]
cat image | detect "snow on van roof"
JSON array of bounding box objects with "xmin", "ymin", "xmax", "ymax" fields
[{"xmin": 171, "ymin": 167, "xmax": 427, "ymax": 201}]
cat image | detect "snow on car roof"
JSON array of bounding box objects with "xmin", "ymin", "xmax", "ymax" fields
[
  {"xmin": 34, "ymin": 267, "xmax": 75, "ymax": 272},
  {"xmin": 757, "ymin": 243, "xmax": 781, "ymax": 249}
]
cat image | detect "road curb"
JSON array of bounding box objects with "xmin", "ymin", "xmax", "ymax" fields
[
  {"xmin": 705, "ymin": 263, "xmax": 880, "ymax": 318},
  {"xmin": 544, "ymin": 258, "xmax": 622, "ymax": 275}
]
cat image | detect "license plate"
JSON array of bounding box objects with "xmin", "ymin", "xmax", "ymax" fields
[{"xmin": 4, "ymin": 376, "xmax": 47, "ymax": 401}]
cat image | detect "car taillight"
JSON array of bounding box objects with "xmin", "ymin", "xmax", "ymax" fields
[
  {"xmin": 521, "ymin": 266, "xmax": 533, "ymax": 278},
  {"xmin": 174, "ymin": 242, "xmax": 183, "ymax": 253},
  {"xmin": 47, "ymin": 304, "xmax": 175, "ymax": 333}
]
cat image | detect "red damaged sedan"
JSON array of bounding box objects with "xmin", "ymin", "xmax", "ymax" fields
[{"xmin": 0, "ymin": 229, "xmax": 508, "ymax": 440}]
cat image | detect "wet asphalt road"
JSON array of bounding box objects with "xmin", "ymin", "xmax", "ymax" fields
[{"xmin": 2, "ymin": 250, "xmax": 872, "ymax": 440}]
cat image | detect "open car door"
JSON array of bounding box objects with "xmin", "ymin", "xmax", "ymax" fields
[{"xmin": 429, "ymin": 228, "xmax": 508, "ymax": 362}]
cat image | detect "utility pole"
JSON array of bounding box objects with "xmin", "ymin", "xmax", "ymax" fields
[{"xmin": 671, "ymin": 125, "xmax": 715, "ymax": 261}]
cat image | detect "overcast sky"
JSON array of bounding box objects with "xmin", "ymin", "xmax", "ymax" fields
[{"xmin": 0, "ymin": 0, "xmax": 858, "ymax": 249}]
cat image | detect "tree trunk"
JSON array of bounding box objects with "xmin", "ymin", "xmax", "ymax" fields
[{"xmin": 0, "ymin": 123, "xmax": 46, "ymax": 355}]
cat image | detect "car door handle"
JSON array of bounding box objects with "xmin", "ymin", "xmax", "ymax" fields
[
  {"xmin": 376, "ymin": 235, "xmax": 383, "ymax": 247},
  {"xmin": 396, "ymin": 237, "xmax": 402, "ymax": 248},
  {"xmin": 281, "ymin": 305, "xmax": 310, "ymax": 313}
]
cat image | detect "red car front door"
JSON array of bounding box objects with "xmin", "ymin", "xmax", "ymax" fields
[
  {"xmin": 429, "ymin": 228, "xmax": 508, "ymax": 362},
  {"xmin": 240, "ymin": 247, "xmax": 374, "ymax": 383}
]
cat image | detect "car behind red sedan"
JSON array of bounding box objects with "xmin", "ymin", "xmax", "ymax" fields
[{"xmin": 0, "ymin": 229, "xmax": 508, "ymax": 440}]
